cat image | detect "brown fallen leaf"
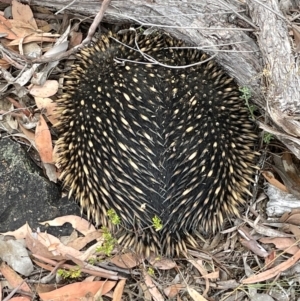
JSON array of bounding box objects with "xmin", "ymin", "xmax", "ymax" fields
[
  {"xmin": 35, "ymin": 115, "xmax": 53, "ymax": 163},
  {"xmin": 189, "ymin": 260, "xmax": 210, "ymax": 297},
  {"xmin": 0, "ymin": 262, "xmax": 32, "ymax": 299},
  {"xmin": 66, "ymin": 231, "xmax": 103, "ymax": 251},
  {"xmin": 0, "ymin": 58, "xmax": 10, "ymax": 69},
  {"xmin": 149, "ymin": 254, "xmax": 176, "ymax": 270},
  {"xmin": 242, "ymin": 248, "xmax": 300, "ymax": 284},
  {"xmin": 0, "ymin": 15, "xmax": 18, "ymax": 39},
  {"xmin": 110, "ymin": 252, "xmax": 141, "ymax": 269},
  {"xmin": 112, "ymin": 279, "xmax": 126, "ymax": 301},
  {"xmin": 280, "ymin": 209, "xmax": 300, "ymax": 226},
  {"xmin": 35, "ymin": 283, "xmax": 63, "ymax": 294},
  {"xmin": 164, "ymin": 284, "xmax": 185, "ymax": 299},
  {"xmin": 29, "ymin": 80, "xmax": 59, "ymax": 98},
  {"xmin": 187, "ymin": 286, "xmax": 208, "ymax": 301},
  {"xmin": 8, "ymin": 20, "xmax": 36, "ymax": 38},
  {"xmin": 12, "ymin": 0, "xmax": 37, "ymax": 30},
  {"xmin": 259, "ymin": 237, "xmax": 299, "ymax": 255},
  {"xmin": 262, "ymin": 171, "xmax": 288, "ymax": 192},
  {"xmin": 143, "ymin": 271, "xmax": 164, "ymax": 301},
  {"xmin": 35, "ymin": 97, "xmax": 58, "ymax": 125},
  {"xmin": 1, "ymin": 223, "xmax": 32, "ymax": 239},
  {"xmin": 39, "ymin": 281, "xmax": 116, "ymax": 301},
  {"xmin": 40, "ymin": 215, "xmax": 96, "ymax": 235},
  {"xmin": 8, "ymin": 36, "xmax": 57, "ymax": 46}
]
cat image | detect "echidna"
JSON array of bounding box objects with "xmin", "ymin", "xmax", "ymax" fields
[{"xmin": 55, "ymin": 29, "xmax": 258, "ymax": 256}]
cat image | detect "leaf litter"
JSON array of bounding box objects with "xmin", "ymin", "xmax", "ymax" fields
[{"xmin": 0, "ymin": 0, "xmax": 300, "ymax": 300}]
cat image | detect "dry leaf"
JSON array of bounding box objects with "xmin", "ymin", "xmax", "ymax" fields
[
  {"xmin": 0, "ymin": 58, "xmax": 11, "ymax": 69},
  {"xmin": 143, "ymin": 271, "xmax": 164, "ymax": 301},
  {"xmin": 9, "ymin": 20, "xmax": 36, "ymax": 38},
  {"xmin": 164, "ymin": 284, "xmax": 185, "ymax": 298},
  {"xmin": 66, "ymin": 231, "xmax": 103, "ymax": 251},
  {"xmin": 8, "ymin": 35, "xmax": 57, "ymax": 46},
  {"xmin": 1, "ymin": 223, "xmax": 32, "ymax": 240},
  {"xmin": 0, "ymin": 262, "xmax": 32, "ymax": 297},
  {"xmin": 262, "ymin": 171, "xmax": 288, "ymax": 192},
  {"xmin": 242, "ymin": 249, "xmax": 300, "ymax": 284},
  {"xmin": 112, "ymin": 279, "xmax": 126, "ymax": 301},
  {"xmin": 29, "ymin": 80, "xmax": 59, "ymax": 98},
  {"xmin": 187, "ymin": 287, "xmax": 208, "ymax": 301},
  {"xmin": 202, "ymin": 270, "xmax": 219, "ymax": 280},
  {"xmin": 0, "ymin": 15, "xmax": 18, "ymax": 39},
  {"xmin": 34, "ymin": 97, "xmax": 58, "ymax": 125},
  {"xmin": 40, "ymin": 216, "xmax": 96, "ymax": 235},
  {"xmin": 39, "ymin": 281, "xmax": 116, "ymax": 301},
  {"xmin": 110, "ymin": 252, "xmax": 141, "ymax": 269},
  {"xmin": 69, "ymin": 31, "xmax": 83, "ymax": 48},
  {"xmin": 35, "ymin": 115, "xmax": 53, "ymax": 163},
  {"xmin": 149, "ymin": 255, "xmax": 176, "ymax": 270},
  {"xmin": 33, "ymin": 259, "xmax": 56, "ymax": 272},
  {"xmin": 259, "ymin": 237, "xmax": 299, "ymax": 255},
  {"xmin": 280, "ymin": 209, "xmax": 300, "ymax": 226},
  {"xmin": 12, "ymin": 0, "xmax": 37, "ymax": 29}
]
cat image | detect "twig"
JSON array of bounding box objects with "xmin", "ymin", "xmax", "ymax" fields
[{"xmin": 82, "ymin": 0, "xmax": 112, "ymax": 45}]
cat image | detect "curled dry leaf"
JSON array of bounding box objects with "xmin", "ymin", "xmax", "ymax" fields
[
  {"xmin": 280, "ymin": 209, "xmax": 300, "ymax": 226},
  {"xmin": 26, "ymin": 230, "xmax": 83, "ymax": 259},
  {"xmin": 242, "ymin": 249, "xmax": 300, "ymax": 284},
  {"xmin": 66, "ymin": 231, "xmax": 102, "ymax": 251},
  {"xmin": 149, "ymin": 254, "xmax": 176, "ymax": 270},
  {"xmin": 1, "ymin": 223, "xmax": 32, "ymax": 240},
  {"xmin": 262, "ymin": 171, "xmax": 288, "ymax": 192},
  {"xmin": 110, "ymin": 252, "xmax": 141, "ymax": 269},
  {"xmin": 40, "ymin": 215, "xmax": 96, "ymax": 235},
  {"xmin": 259, "ymin": 237, "xmax": 300, "ymax": 255}
]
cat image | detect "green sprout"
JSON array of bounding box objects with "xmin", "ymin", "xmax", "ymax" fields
[
  {"xmin": 148, "ymin": 267, "xmax": 155, "ymax": 276},
  {"xmin": 152, "ymin": 215, "xmax": 163, "ymax": 231},
  {"xmin": 263, "ymin": 132, "xmax": 274, "ymax": 144},
  {"xmin": 107, "ymin": 208, "xmax": 121, "ymax": 225},
  {"xmin": 96, "ymin": 226, "xmax": 117, "ymax": 256},
  {"xmin": 57, "ymin": 267, "xmax": 81, "ymax": 279},
  {"xmin": 239, "ymin": 86, "xmax": 256, "ymax": 120}
]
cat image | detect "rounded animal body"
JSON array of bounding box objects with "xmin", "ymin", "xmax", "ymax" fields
[{"xmin": 55, "ymin": 30, "xmax": 257, "ymax": 256}]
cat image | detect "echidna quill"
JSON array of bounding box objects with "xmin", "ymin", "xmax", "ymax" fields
[{"xmin": 55, "ymin": 29, "xmax": 258, "ymax": 256}]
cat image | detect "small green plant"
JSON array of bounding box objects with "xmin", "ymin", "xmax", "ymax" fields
[
  {"xmin": 107, "ymin": 208, "xmax": 121, "ymax": 225},
  {"xmin": 239, "ymin": 86, "xmax": 256, "ymax": 120},
  {"xmin": 263, "ymin": 132, "xmax": 274, "ymax": 144},
  {"xmin": 152, "ymin": 215, "xmax": 163, "ymax": 231},
  {"xmin": 148, "ymin": 267, "xmax": 155, "ymax": 276},
  {"xmin": 88, "ymin": 257, "xmax": 97, "ymax": 265},
  {"xmin": 96, "ymin": 226, "xmax": 117, "ymax": 256},
  {"xmin": 57, "ymin": 267, "xmax": 81, "ymax": 279}
]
